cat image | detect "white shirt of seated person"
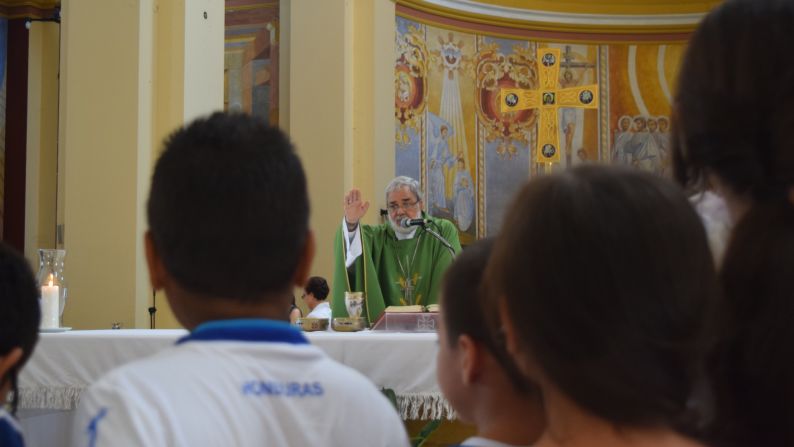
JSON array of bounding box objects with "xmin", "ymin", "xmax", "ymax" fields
[
  {"xmin": 306, "ymin": 301, "xmax": 331, "ymax": 320},
  {"xmin": 303, "ymin": 291, "xmax": 332, "ymax": 329}
]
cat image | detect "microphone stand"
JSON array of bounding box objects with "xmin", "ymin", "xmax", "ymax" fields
[
  {"xmin": 422, "ymin": 224, "xmax": 457, "ymax": 259},
  {"xmin": 149, "ymin": 289, "xmax": 157, "ymax": 329}
]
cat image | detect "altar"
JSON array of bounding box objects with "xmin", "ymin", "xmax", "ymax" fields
[{"xmin": 17, "ymin": 329, "xmax": 451, "ymax": 446}]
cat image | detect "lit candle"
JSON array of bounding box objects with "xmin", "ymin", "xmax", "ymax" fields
[{"xmin": 40, "ymin": 275, "xmax": 60, "ymax": 329}]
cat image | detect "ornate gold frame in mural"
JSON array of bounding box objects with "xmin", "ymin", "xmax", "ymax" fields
[
  {"xmin": 395, "ymin": 23, "xmax": 429, "ymax": 146},
  {"xmin": 474, "ymin": 41, "xmax": 537, "ymax": 160}
]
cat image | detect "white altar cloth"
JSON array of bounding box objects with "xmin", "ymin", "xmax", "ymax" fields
[{"xmin": 18, "ymin": 329, "xmax": 450, "ymax": 423}]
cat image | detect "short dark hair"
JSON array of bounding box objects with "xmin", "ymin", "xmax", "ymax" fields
[
  {"xmin": 441, "ymin": 238, "xmax": 533, "ymax": 394},
  {"xmin": 672, "ymin": 0, "xmax": 794, "ymax": 202},
  {"xmin": 304, "ymin": 276, "xmax": 329, "ymax": 300},
  {"xmin": 486, "ymin": 165, "xmax": 718, "ymax": 433},
  {"xmin": 0, "ymin": 243, "xmax": 41, "ymax": 414},
  {"xmin": 147, "ymin": 112, "xmax": 309, "ymax": 301}
]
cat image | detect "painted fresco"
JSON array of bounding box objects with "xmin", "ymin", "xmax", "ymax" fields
[
  {"xmin": 396, "ymin": 16, "xmax": 621, "ymax": 239},
  {"xmin": 608, "ymin": 44, "xmax": 682, "ymax": 176},
  {"xmin": 224, "ymin": 1, "xmax": 280, "ymax": 124}
]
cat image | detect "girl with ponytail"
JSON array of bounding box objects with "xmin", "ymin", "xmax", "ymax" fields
[{"xmin": 672, "ymin": 1, "xmax": 794, "ymax": 445}]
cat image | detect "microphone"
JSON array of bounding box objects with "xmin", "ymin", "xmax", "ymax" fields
[{"xmin": 400, "ymin": 217, "xmax": 430, "ymax": 228}]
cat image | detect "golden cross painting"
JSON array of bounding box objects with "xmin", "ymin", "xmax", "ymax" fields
[{"xmin": 500, "ymin": 48, "xmax": 599, "ymax": 164}]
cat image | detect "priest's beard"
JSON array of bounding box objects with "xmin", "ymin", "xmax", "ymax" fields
[{"xmin": 389, "ymin": 216, "xmax": 414, "ymax": 235}]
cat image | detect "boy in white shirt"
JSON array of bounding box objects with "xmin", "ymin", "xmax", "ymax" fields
[
  {"xmin": 72, "ymin": 113, "xmax": 409, "ymax": 447},
  {"xmin": 436, "ymin": 239, "xmax": 545, "ymax": 447}
]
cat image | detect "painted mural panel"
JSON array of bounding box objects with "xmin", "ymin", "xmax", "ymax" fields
[
  {"xmin": 224, "ymin": 1, "xmax": 280, "ymax": 124},
  {"xmin": 395, "ymin": 17, "xmax": 427, "ymax": 187},
  {"xmin": 476, "ymin": 37, "xmax": 534, "ymax": 236},
  {"xmin": 608, "ymin": 44, "xmax": 683, "ymax": 176},
  {"xmin": 396, "ymin": 15, "xmax": 685, "ymax": 241}
]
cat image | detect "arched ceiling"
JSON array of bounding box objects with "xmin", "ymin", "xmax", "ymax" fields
[
  {"xmin": 455, "ymin": 0, "xmax": 721, "ymax": 15},
  {"xmin": 396, "ymin": 0, "xmax": 724, "ymax": 33}
]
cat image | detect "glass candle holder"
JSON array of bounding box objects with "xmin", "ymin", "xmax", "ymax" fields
[{"xmin": 37, "ymin": 249, "xmax": 67, "ymax": 329}]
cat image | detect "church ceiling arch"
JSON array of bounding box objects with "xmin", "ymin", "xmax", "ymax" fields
[{"xmin": 396, "ymin": 0, "xmax": 722, "ymax": 35}]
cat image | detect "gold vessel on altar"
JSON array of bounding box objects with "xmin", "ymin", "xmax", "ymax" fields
[
  {"xmin": 332, "ymin": 317, "xmax": 366, "ymax": 332},
  {"xmin": 296, "ymin": 318, "xmax": 329, "ymax": 332}
]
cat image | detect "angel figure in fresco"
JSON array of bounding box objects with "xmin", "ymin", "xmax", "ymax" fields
[
  {"xmin": 495, "ymin": 139, "xmax": 519, "ymax": 161},
  {"xmin": 612, "ymin": 115, "xmax": 634, "ymax": 164},
  {"xmin": 453, "ymin": 157, "xmax": 475, "ymax": 232},
  {"xmin": 428, "ymin": 113, "xmax": 456, "ymax": 212},
  {"xmin": 397, "ymin": 72, "xmax": 411, "ymax": 104}
]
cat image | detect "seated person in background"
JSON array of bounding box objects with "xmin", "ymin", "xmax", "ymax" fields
[
  {"xmin": 0, "ymin": 244, "xmax": 41, "ymax": 447},
  {"xmin": 672, "ymin": 1, "xmax": 794, "ymax": 444},
  {"xmin": 437, "ymin": 238, "xmax": 545, "ymax": 447},
  {"xmin": 288, "ymin": 295, "xmax": 302, "ymax": 325},
  {"xmin": 332, "ymin": 177, "xmax": 461, "ymax": 324},
  {"xmin": 485, "ymin": 166, "xmax": 719, "ymax": 447},
  {"xmin": 72, "ymin": 113, "xmax": 409, "ymax": 447},
  {"xmin": 302, "ymin": 276, "xmax": 331, "ymax": 322}
]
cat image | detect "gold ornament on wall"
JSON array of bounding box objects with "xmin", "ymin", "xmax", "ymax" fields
[
  {"xmin": 475, "ymin": 42, "xmax": 538, "ymax": 160},
  {"xmin": 395, "ymin": 25, "xmax": 429, "ymax": 145}
]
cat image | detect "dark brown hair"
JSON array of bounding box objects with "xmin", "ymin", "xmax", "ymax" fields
[
  {"xmin": 486, "ymin": 165, "xmax": 718, "ymax": 434},
  {"xmin": 304, "ymin": 276, "xmax": 329, "ymax": 300},
  {"xmin": 672, "ymin": 0, "xmax": 794, "ymax": 202},
  {"xmin": 441, "ymin": 238, "xmax": 533, "ymax": 394},
  {"xmin": 672, "ymin": 1, "xmax": 794, "ymax": 444},
  {"xmin": 0, "ymin": 243, "xmax": 40, "ymax": 414}
]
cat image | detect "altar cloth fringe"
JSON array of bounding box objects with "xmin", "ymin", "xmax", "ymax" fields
[
  {"xmin": 20, "ymin": 387, "xmax": 455, "ymax": 421},
  {"xmin": 397, "ymin": 393, "xmax": 456, "ymax": 420},
  {"xmin": 18, "ymin": 386, "xmax": 82, "ymax": 411}
]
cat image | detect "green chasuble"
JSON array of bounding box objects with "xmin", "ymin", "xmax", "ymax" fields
[{"xmin": 331, "ymin": 215, "xmax": 462, "ymax": 325}]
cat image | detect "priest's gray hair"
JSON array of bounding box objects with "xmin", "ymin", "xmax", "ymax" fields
[{"xmin": 385, "ymin": 176, "xmax": 424, "ymax": 203}]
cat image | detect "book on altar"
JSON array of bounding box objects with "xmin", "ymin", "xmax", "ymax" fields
[
  {"xmin": 383, "ymin": 304, "xmax": 440, "ymax": 313},
  {"xmin": 384, "ymin": 305, "xmax": 424, "ymax": 313}
]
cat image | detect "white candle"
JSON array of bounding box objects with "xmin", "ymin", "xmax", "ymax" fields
[{"xmin": 40, "ymin": 277, "xmax": 60, "ymax": 329}]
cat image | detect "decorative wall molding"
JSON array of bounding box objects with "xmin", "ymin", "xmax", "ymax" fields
[
  {"xmin": 0, "ymin": 1, "xmax": 59, "ymax": 20},
  {"xmin": 397, "ymin": 0, "xmax": 714, "ymax": 34}
]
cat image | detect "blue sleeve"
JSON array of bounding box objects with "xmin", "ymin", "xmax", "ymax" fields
[{"xmin": 0, "ymin": 418, "xmax": 25, "ymax": 447}]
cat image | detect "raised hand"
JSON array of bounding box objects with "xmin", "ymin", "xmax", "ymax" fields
[{"xmin": 344, "ymin": 188, "xmax": 370, "ymax": 226}]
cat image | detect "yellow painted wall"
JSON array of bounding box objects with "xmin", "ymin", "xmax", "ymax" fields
[
  {"xmin": 146, "ymin": 0, "xmax": 185, "ymax": 329},
  {"xmin": 59, "ymin": 0, "xmax": 146, "ymax": 329},
  {"xmin": 286, "ymin": 0, "xmax": 395, "ymax": 305},
  {"xmin": 57, "ymin": 0, "xmax": 222, "ymax": 329},
  {"xmin": 25, "ymin": 22, "xmax": 59, "ymax": 267},
  {"xmin": 288, "ymin": 0, "xmax": 350, "ymax": 289}
]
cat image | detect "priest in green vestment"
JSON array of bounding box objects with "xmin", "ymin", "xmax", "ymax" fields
[{"xmin": 332, "ymin": 176, "xmax": 462, "ymax": 325}]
